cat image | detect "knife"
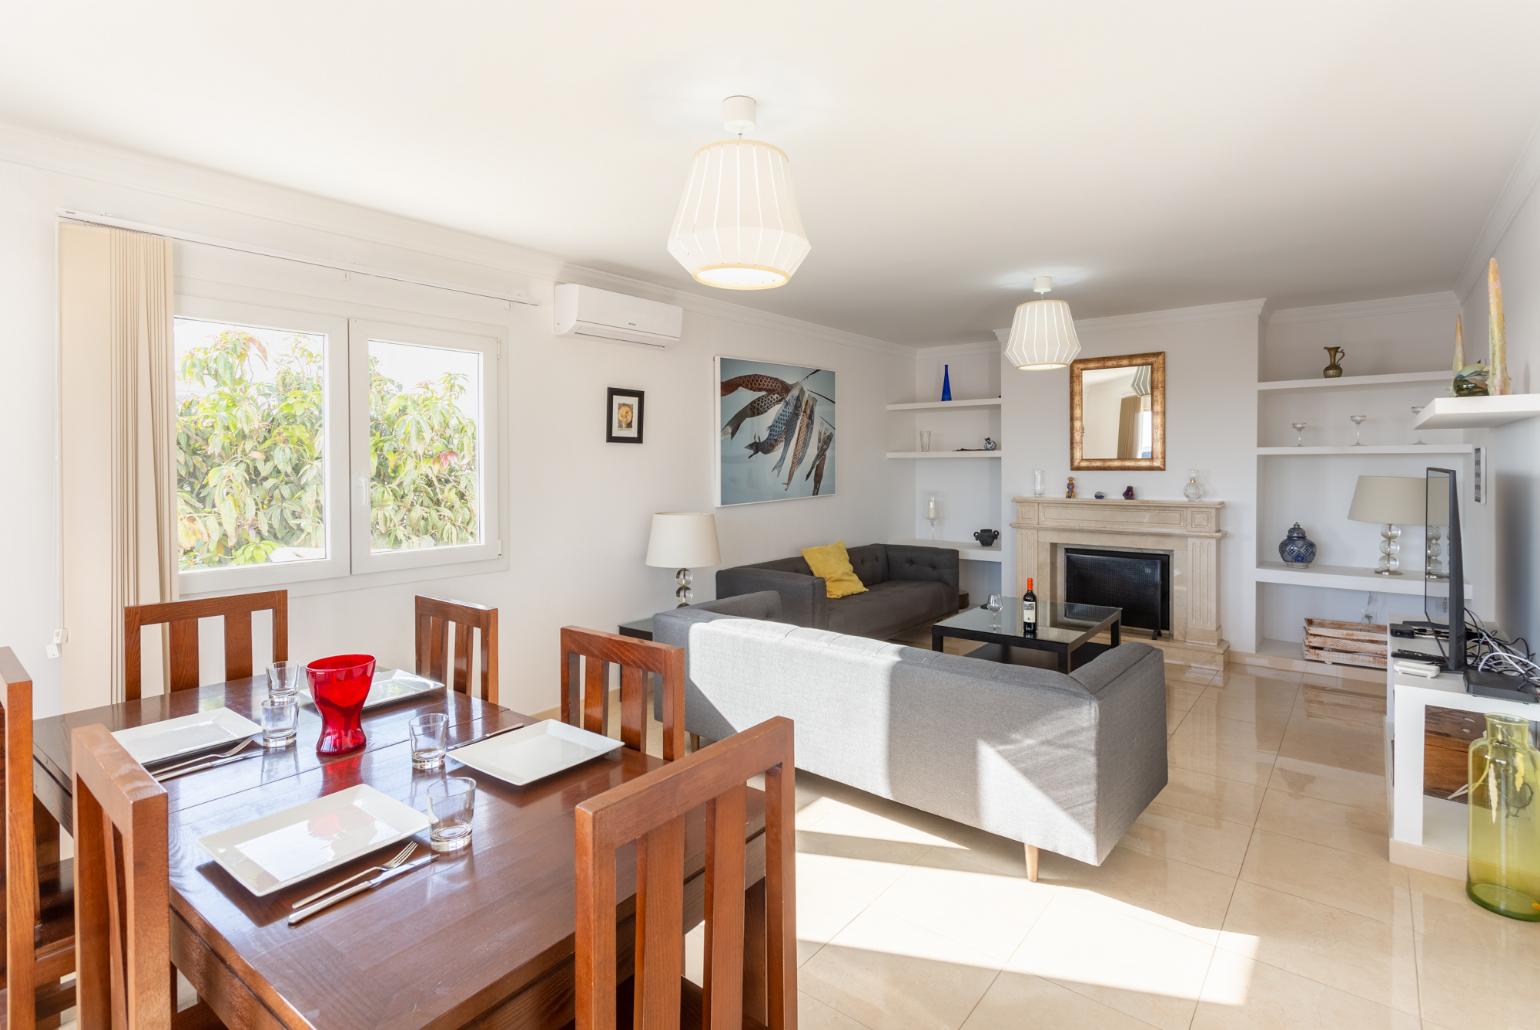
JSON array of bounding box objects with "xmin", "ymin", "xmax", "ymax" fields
[
  {"xmin": 446, "ymin": 722, "xmax": 526, "ymax": 752},
  {"xmin": 287, "ymin": 854, "xmax": 434, "ymax": 925},
  {"xmin": 154, "ymin": 750, "xmax": 261, "ymax": 782}
]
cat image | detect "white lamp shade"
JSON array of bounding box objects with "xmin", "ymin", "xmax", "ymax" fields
[
  {"xmin": 1347, "ymin": 476, "xmax": 1425, "ymax": 525},
  {"xmin": 667, "ymin": 139, "xmax": 811, "ymax": 290},
  {"xmin": 1003, "ymin": 298, "xmax": 1082, "ymax": 370},
  {"xmin": 645, "ymin": 512, "xmax": 721, "ymax": 568}
]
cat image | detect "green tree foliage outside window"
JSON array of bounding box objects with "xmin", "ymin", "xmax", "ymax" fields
[{"xmin": 175, "ymin": 326, "xmax": 480, "ymax": 571}]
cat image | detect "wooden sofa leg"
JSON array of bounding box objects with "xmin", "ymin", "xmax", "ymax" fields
[{"xmin": 1024, "ymin": 844, "xmax": 1040, "ymax": 882}]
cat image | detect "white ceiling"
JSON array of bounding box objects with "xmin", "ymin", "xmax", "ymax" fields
[{"xmin": 5, "ymin": 1, "xmax": 1539, "ymax": 345}]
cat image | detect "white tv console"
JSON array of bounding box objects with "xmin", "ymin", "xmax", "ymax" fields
[{"xmin": 1386, "ymin": 629, "xmax": 1540, "ymax": 877}]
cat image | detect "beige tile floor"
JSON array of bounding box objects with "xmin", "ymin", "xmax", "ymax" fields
[{"xmin": 685, "ymin": 659, "xmax": 1540, "ymax": 1030}]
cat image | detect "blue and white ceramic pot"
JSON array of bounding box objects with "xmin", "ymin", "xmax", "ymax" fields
[{"xmin": 1278, "ymin": 523, "xmax": 1317, "ymax": 567}]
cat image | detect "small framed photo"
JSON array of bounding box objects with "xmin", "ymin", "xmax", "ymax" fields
[{"xmin": 605, "ymin": 387, "xmax": 644, "ymax": 443}]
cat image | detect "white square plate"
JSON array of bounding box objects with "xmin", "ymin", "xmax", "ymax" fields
[
  {"xmin": 112, "ymin": 708, "xmax": 262, "ymax": 766},
  {"xmin": 198, "ymin": 784, "xmax": 430, "ymax": 897},
  {"xmin": 300, "ymin": 668, "xmax": 443, "ymax": 711},
  {"xmin": 450, "ymin": 720, "xmax": 623, "ymax": 786}
]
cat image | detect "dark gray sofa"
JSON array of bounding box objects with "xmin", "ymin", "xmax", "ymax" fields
[{"xmin": 715, "ymin": 542, "xmax": 959, "ymax": 639}]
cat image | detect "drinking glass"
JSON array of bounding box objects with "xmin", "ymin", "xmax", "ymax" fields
[
  {"xmin": 409, "ymin": 714, "xmax": 448, "ymax": 770},
  {"xmin": 267, "ymin": 660, "xmax": 302, "ymax": 697},
  {"xmin": 427, "ymin": 776, "xmax": 476, "ymax": 853},
  {"xmin": 1349, "ymin": 414, "xmax": 1367, "ymax": 445},
  {"xmin": 985, "ymin": 593, "xmax": 1003, "ymax": 628},
  {"xmin": 259, "ymin": 694, "xmax": 298, "ymax": 749},
  {"xmin": 918, "ymin": 430, "xmax": 933, "ymax": 452}
]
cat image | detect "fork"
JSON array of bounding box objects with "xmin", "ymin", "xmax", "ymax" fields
[
  {"xmin": 290, "ymin": 841, "xmax": 419, "ymax": 910},
  {"xmin": 150, "ymin": 736, "xmax": 256, "ymax": 779}
]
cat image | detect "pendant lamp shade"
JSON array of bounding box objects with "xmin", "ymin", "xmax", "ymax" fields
[
  {"xmin": 667, "ymin": 98, "xmax": 811, "ymax": 291},
  {"xmin": 1004, "ymin": 297, "xmax": 1082, "ymax": 370}
]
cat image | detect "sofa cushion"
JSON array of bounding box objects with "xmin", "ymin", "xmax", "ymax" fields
[
  {"xmin": 801, "ymin": 541, "xmax": 869, "ymax": 599},
  {"xmin": 846, "ymin": 544, "xmax": 889, "ymax": 586},
  {"xmin": 827, "ymin": 579, "xmax": 953, "ymax": 639}
]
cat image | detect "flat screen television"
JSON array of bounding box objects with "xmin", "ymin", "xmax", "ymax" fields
[{"xmin": 1424, "ymin": 468, "xmax": 1464, "ymax": 671}]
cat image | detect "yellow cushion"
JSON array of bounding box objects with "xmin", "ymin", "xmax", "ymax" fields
[{"xmin": 801, "ymin": 541, "xmax": 868, "ymax": 599}]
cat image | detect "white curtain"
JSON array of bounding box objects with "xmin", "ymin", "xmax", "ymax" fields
[{"xmin": 58, "ymin": 224, "xmax": 177, "ymax": 708}]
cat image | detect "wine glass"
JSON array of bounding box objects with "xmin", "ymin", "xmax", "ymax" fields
[
  {"xmin": 1411, "ymin": 405, "xmax": 1425, "ymax": 444},
  {"xmin": 1291, "ymin": 421, "xmax": 1308, "ymax": 447},
  {"xmin": 1349, "ymin": 414, "xmax": 1367, "ymax": 445},
  {"xmin": 985, "ymin": 593, "xmax": 1003, "ymax": 628}
]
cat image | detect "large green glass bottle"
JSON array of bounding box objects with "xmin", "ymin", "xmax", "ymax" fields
[{"xmin": 1467, "ymin": 714, "xmax": 1540, "ymax": 921}]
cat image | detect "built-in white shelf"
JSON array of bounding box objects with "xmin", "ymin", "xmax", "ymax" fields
[
  {"xmin": 1256, "ymin": 370, "xmax": 1449, "ymax": 392},
  {"xmin": 1413, "ymin": 394, "xmax": 1540, "ymax": 429},
  {"xmin": 886, "ymin": 450, "xmax": 1003, "ymax": 459},
  {"xmin": 1256, "ymin": 444, "xmax": 1475, "ymax": 456},
  {"xmin": 886, "ymin": 397, "xmax": 1002, "ymax": 412},
  {"xmin": 1255, "ymin": 561, "xmax": 1473, "ymax": 597},
  {"xmin": 892, "ymin": 537, "xmax": 1004, "ymax": 563}
]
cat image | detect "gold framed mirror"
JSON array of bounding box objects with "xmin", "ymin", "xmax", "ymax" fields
[{"xmin": 1070, "ymin": 352, "xmax": 1166, "ymax": 470}]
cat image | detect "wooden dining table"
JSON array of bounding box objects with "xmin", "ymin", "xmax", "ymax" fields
[{"xmin": 31, "ymin": 678, "xmax": 767, "ymax": 1028}]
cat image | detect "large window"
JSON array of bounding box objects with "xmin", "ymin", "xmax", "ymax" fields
[{"xmin": 173, "ymin": 299, "xmax": 500, "ymax": 592}]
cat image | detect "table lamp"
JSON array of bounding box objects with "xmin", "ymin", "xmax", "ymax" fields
[
  {"xmin": 1347, "ymin": 475, "xmax": 1424, "ymax": 575},
  {"xmin": 645, "ymin": 512, "xmax": 720, "ymax": 606}
]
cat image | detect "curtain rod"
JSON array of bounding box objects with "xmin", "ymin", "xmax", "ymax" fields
[{"xmin": 57, "ymin": 209, "xmax": 540, "ymax": 308}]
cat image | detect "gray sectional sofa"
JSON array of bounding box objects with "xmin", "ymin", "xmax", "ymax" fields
[
  {"xmin": 654, "ymin": 592, "xmax": 1167, "ymax": 876},
  {"xmin": 715, "ymin": 542, "xmax": 959, "ymax": 640}
]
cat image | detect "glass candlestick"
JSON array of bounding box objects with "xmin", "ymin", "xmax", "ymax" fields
[
  {"xmin": 1291, "ymin": 421, "xmax": 1308, "ymax": 447},
  {"xmin": 1349, "ymin": 414, "xmax": 1367, "ymax": 445}
]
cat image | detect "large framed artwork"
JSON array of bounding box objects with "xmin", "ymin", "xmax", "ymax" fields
[{"xmin": 716, "ymin": 357, "xmax": 836, "ymax": 506}]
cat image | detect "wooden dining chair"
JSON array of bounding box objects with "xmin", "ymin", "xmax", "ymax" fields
[
  {"xmin": 1, "ymin": 649, "xmax": 76, "ymax": 1029},
  {"xmin": 415, "ymin": 596, "xmax": 500, "ymax": 704},
  {"xmin": 575, "ymin": 717, "xmax": 797, "ymax": 1030},
  {"xmin": 123, "ymin": 590, "xmax": 288, "ymax": 701},
  {"xmin": 560, "ymin": 627, "xmax": 685, "ymax": 762},
  {"xmin": 70, "ymin": 722, "xmax": 173, "ymax": 1025}
]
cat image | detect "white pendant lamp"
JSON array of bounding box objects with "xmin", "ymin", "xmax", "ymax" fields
[
  {"xmin": 1004, "ymin": 276, "xmax": 1082, "ymax": 370},
  {"xmin": 667, "ymin": 95, "xmax": 811, "ymax": 290}
]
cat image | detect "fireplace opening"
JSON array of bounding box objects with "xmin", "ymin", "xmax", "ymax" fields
[{"xmin": 1063, "ymin": 547, "xmax": 1171, "ymax": 638}]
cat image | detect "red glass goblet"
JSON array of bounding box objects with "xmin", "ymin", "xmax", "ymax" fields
[{"xmin": 307, "ymin": 654, "xmax": 375, "ymax": 756}]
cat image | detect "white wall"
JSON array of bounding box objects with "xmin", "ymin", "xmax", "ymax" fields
[
  {"xmin": 0, "ymin": 124, "xmax": 910, "ymax": 716},
  {"xmin": 1458, "ymin": 162, "xmax": 1540, "ymax": 648},
  {"xmin": 999, "ymin": 301, "xmax": 1263, "ymax": 653}
]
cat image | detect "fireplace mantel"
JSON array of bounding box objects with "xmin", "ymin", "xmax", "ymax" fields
[{"xmin": 1010, "ymin": 496, "xmax": 1227, "ymax": 667}]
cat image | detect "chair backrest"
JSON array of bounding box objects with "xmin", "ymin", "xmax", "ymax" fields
[
  {"xmin": 2, "ymin": 649, "xmax": 41, "ymax": 1028},
  {"xmin": 415, "ymin": 596, "xmax": 499, "ymax": 703},
  {"xmin": 70, "ymin": 723, "xmax": 171, "ymax": 1028},
  {"xmin": 560, "ymin": 627, "xmax": 684, "ymax": 762},
  {"xmin": 574, "ymin": 717, "xmax": 796, "ymax": 1030},
  {"xmin": 123, "ymin": 590, "xmax": 288, "ymax": 700}
]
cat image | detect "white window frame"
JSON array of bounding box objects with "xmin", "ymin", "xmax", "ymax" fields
[
  {"xmin": 173, "ymin": 297, "xmax": 351, "ymax": 593},
  {"xmin": 348, "ymin": 319, "xmax": 502, "ymax": 574},
  {"xmin": 171, "ymin": 289, "xmax": 506, "ymax": 596}
]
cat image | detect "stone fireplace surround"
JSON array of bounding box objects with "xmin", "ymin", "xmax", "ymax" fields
[{"xmin": 1011, "ymin": 497, "xmax": 1227, "ymax": 668}]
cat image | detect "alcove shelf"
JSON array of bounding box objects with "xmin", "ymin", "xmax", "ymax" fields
[
  {"xmin": 1255, "ymin": 370, "xmax": 1449, "ymax": 392},
  {"xmin": 885, "ymin": 397, "xmax": 1002, "ymax": 412}
]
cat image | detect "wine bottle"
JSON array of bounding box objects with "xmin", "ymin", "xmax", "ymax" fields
[{"xmin": 1021, "ymin": 577, "xmax": 1038, "ymax": 636}]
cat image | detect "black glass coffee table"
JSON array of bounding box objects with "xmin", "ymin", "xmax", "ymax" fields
[{"xmin": 931, "ymin": 601, "xmax": 1122, "ymax": 673}]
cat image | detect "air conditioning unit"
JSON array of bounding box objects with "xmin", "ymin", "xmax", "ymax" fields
[{"xmin": 553, "ymin": 283, "xmax": 683, "ymax": 349}]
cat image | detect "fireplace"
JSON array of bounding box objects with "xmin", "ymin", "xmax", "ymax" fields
[
  {"xmin": 1011, "ymin": 496, "xmax": 1226, "ymax": 669},
  {"xmin": 1063, "ymin": 547, "xmax": 1172, "ymax": 638}
]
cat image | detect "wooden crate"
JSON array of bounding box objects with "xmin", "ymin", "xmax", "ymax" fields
[{"xmin": 1302, "ymin": 618, "xmax": 1387, "ymax": 670}]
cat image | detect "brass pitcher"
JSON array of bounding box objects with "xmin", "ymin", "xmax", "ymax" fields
[{"xmin": 1323, "ymin": 346, "xmax": 1346, "ymax": 378}]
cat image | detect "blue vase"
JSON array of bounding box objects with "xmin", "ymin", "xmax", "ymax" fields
[
  {"xmin": 1278, "ymin": 523, "xmax": 1317, "ymax": 567},
  {"xmin": 941, "ymin": 364, "xmax": 952, "ymax": 401}
]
